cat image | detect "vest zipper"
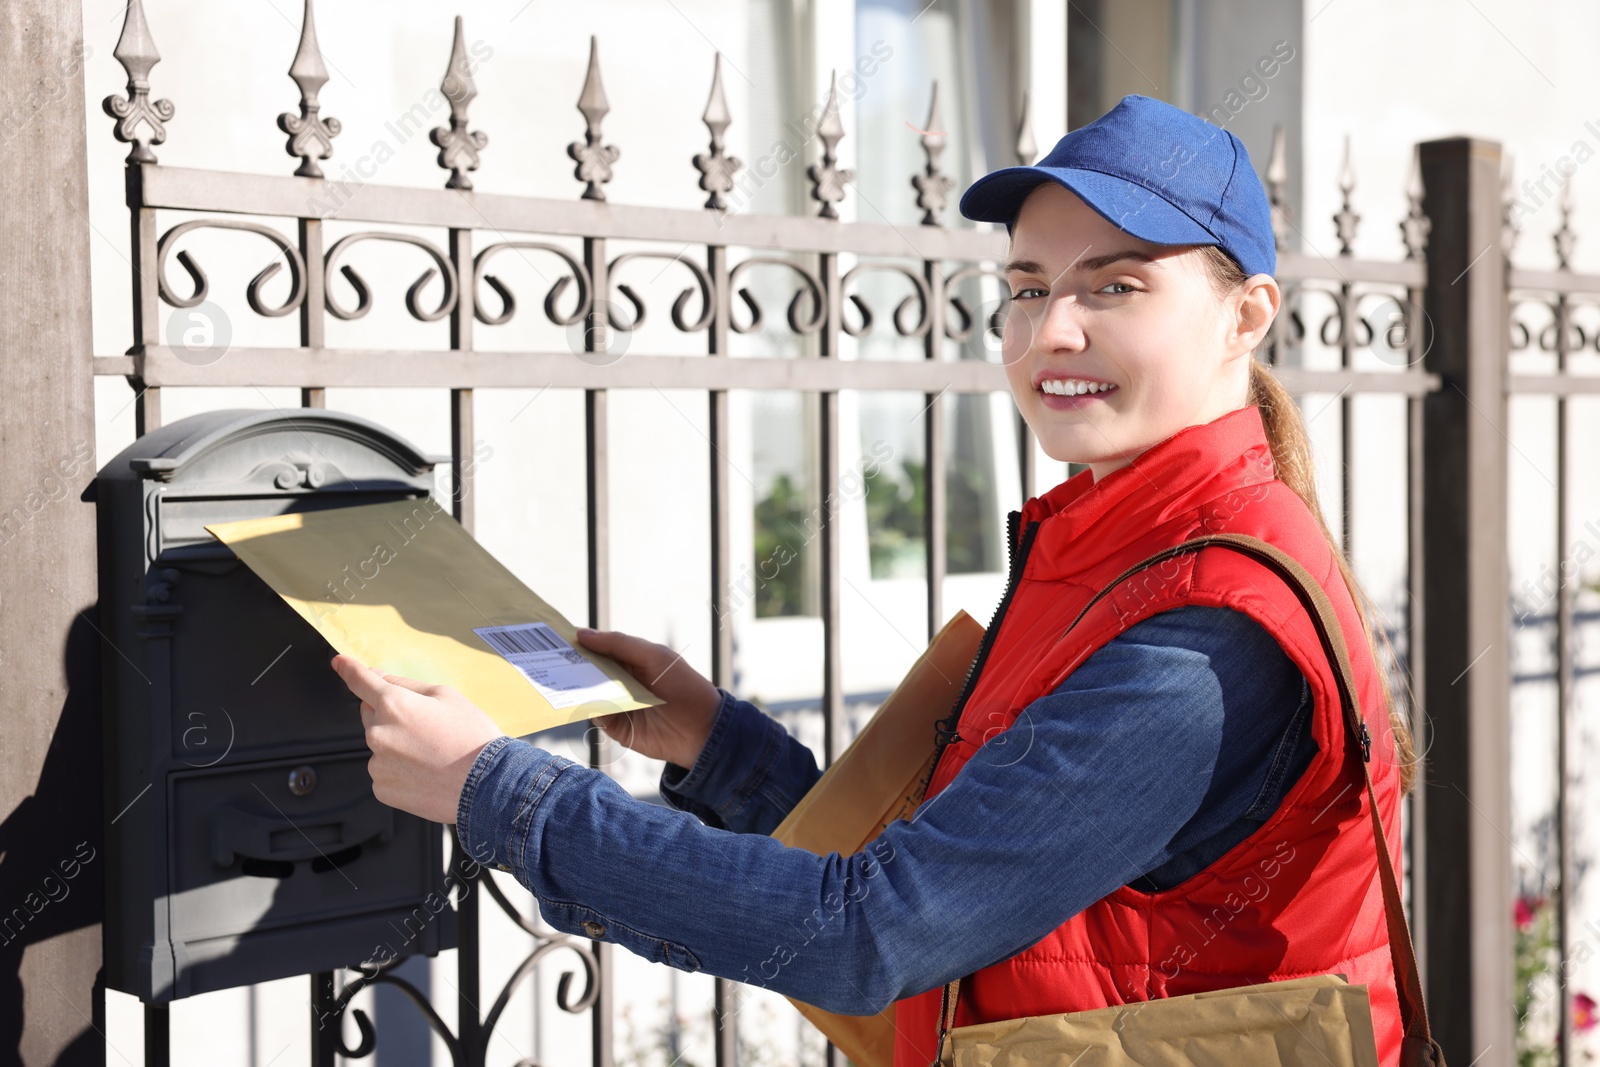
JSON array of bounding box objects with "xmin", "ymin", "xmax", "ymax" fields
[{"xmin": 929, "ymin": 510, "xmax": 1042, "ymax": 771}]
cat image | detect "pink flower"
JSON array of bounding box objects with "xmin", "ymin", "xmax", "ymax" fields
[
  {"xmin": 1515, "ymin": 895, "xmax": 1545, "ymax": 931},
  {"xmin": 1574, "ymin": 992, "xmax": 1596, "ymax": 1033}
]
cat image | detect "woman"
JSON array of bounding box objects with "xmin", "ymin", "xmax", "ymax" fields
[{"xmin": 333, "ymin": 94, "xmax": 1416, "ymax": 1066}]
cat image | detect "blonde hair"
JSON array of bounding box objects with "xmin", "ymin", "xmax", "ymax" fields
[{"xmin": 1195, "ymin": 245, "xmax": 1419, "ymax": 794}]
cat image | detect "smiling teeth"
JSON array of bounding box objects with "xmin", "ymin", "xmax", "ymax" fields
[{"xmin": 1040, "ymin": 379, "xmax": 1115, "ymax": 396}]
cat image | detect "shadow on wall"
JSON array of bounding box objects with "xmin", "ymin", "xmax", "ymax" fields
[
  {"xmin": 0, "ymin": 611, "xmax": 104, "ymax": 1067},
  {"xmin": 0, "ymin": 603, "xmax": 452, "ymax": 1065}
]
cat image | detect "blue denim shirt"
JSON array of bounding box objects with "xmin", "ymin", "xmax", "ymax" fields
[{"xmin": 455, "ymin": 604, "xmax": 1315, "ymax": 1015}]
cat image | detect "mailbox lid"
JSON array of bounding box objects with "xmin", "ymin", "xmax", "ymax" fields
[{"xmin": 100, "ymin": 408, "xmax": 446, "ymax": 489}]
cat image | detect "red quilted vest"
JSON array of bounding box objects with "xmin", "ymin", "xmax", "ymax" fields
[{"xmin": 892, "ymin": 404, "xmax": 1406, "ymax": 1067}]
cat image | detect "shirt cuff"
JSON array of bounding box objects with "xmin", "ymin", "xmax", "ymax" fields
[
  {"xmin": 455, "ymin": 734, "xmax": 578, "ymax": 873},
  {"xmin": 659, "ymin": 687, "xmax": 737, "ymax": 794},
  {"xmin": 658, "ymin": 687, "xmax": 812, "ymax": 834}
]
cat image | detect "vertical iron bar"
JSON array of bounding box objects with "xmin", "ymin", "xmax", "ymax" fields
[
  {"xmin": 451, "ymin": 227, "xmax": 476, "ymax": 532},
  {"xmin": 449, "ymin": 393, "xmax": 474, "ymax": 528},
  {"xmin": 134, "ymin": 379, "xmax": 161, "ymax": 436},
  {"xmin": 144, "ymin": 1003, "xmax": 170, "ymax": 1067},
  {"xmin": 705, "ymin": 242, "xmax": 741, "ymax": 1067},
  {"xmin": 1555, "ymin": 292, "xmax": 1574, "ymax": 1067},
  {"xmin": 132, "ymin": 173, "xmax": 167, "ymax": 1052},
  {"xmin": 707, "ymin": 243, "xmax": 734, "ymax": 692},
  {"xmin": 447, "ymin": 225, "xmax": 482, "ymax": 1067},
  {"xmin": 1340, "ymin": 280, "xmax": 1354, "ymax": 556},
  {"xmin": 457, "ymin": 855, "xmax": 482, "ymax": 1067},
  {"xmin": 1336, "ymin": 138, "xmax": 1358, "ymax": 560},
  {"xmin": 818, "ymin": 250, "xmax": 844, "ymax": 767},
  {"xmin": 129, "ymin": 168, "xmax": 161, "ymax": 434},
  {"xmin": 300, "ymin": 216, "xmax": 326, "ymax": 408},
  {"xmin": 586, "ymin": 238, "xmax": 610, "ymax": 630},
  {"xmin": 1418, "ymin": 136, "xmax": 1514, "ymax": 1065},
  {"xmin": 310, "ymin": 971, "xmax": 338, "ymax": 1067},
  {"xmin": 819, "ymin": 248, "xmax": 846, "ymax": 1067},
  {"xmin": 1017, "ymin": 410, "xmax": 1035, "ymax": 506},
  {"xmin": 923, "ymin": 259, "xmax": 946, "ymax": 641},
  {"xmin": 1404, "ymin": 277, "xmax": 1429, "ymax": 993},
  {"xmin": 584, "ymin": 234, "xmax": 616, "ymax": 1067}
]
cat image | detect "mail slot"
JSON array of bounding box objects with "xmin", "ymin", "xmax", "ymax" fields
[{"xmin": 97, "ymin": 409, "xmax": 457, "ymax": 1003}]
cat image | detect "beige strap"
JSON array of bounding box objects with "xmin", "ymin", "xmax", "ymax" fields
[
  {"xmin": 929, "ymin": 534, "xmax": 1439, "ymax": 1065},
  {"xmin": 936, "ymin": 975, "xmax": 961, "ymax": 1064}
]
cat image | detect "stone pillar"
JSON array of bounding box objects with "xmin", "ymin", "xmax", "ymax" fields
[
  {"xmin": 0, "ymin": 2, "xmax": 103, "ymax": 1064},
  {"xmin": 1418, "ymin": 135, "xmax": 1514, "ymax": 1066}
]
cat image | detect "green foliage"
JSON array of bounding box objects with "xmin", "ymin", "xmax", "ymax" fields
[
  {"xmin": 750, "ymin": 452, "xmax": 997, "ymax": 615},
  {"xmin": 1517, "ymin": 892, "xmax": 1561, "ymax": 1067},
  {"xmin": 864, "ymin": 458, "xmax": 925, "ymax": 579},
  {"xmin": 752, "ymin": 472, "xmax": 806, "ymax": 618},
  {"xmin": 861, "ymin": 455, "xmax": 994, "ymax": 579},
  {"xmin": 1514, "ymin": 890, "xmax": 1597, "ymax": 1066},
  {"xmin": 945, "ymin": 454, "xmax": 993, "ymax": 574}
]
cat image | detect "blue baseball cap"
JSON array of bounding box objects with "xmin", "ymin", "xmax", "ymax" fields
[{"xmin": 959, "ymin": 94, "xmax": 1276, "ymax": 278}]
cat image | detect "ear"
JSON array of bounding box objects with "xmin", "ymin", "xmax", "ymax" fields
[{"xmin": 1230, "ymin": 273, "xmax": 1281, "ymax": 357}]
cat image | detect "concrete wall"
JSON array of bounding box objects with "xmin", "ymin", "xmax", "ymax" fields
[{"xmin": 0, "ymin": 2, "xmax": 102, "ymax": 1064}]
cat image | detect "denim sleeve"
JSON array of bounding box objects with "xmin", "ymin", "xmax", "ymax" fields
[
  {"xmin": 456, "ymin": 605, "xmax": 1303, "ymax": 1016},
  {"xmin": 655, "ymin": 687, "xmax": 823, "ymax": 835},
  {"xmin": 1121, "ymin": 605, "xmax": 1314, "ymax": 889}
]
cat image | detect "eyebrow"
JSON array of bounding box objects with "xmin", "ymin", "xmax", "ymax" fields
[{"xmin": 1003, "ymin": 250, "xmax": 1159, "ymax": 277}]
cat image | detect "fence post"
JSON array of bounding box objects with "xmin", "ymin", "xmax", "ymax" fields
[
  {"xmin": 1417, "ymin": 135, "xmax": 1513, "ymax": 1064},
  {"xmin": 0, "ymin": 2, "xmax": 103, "ymax": 1063}
]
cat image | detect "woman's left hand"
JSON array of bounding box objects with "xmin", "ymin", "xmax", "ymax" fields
[{"xmin": 331, "ymin": 654, "xmax": 505, "ymax": 824}]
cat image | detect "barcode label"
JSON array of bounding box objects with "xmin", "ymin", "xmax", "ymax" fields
[
  {"xmin": 478, "ymin": 624, "xmax": 585, "ymax": 661},
  {"xmin": 474, "ymin": 622, "xmax": 623, "ymax": 710}
]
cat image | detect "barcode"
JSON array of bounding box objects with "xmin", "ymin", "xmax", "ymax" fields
[
  {"xmin": 478, "ymin": 622, "xmax": 566, "ymax": 656},
  {"xmin": 473, "ymin": 620, "xmax": 619, "ymax": 709}
]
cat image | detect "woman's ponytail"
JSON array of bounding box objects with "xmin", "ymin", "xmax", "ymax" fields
[
  {"xmin": 1248, "ymin": 355, "xmax": 1419, "ymax": 794},
  {"xmin": 1198, "ymin": 245, "xmax": 1420, "ymax": 793}
]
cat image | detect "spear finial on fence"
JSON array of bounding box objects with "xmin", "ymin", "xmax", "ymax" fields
[
  {"xmin": 430, "ymin": 16, "xmax": 488, "ymax": 190},
  {"xmin": 807, "ymin": 72, "xmax": 854, "ymax": 219},
  {"xmin": 1266, "ymin": 124, "xmax": 1290, "ymax": 253},
  {"xmin": 568, "ymin": 36, "xmax": 620, "ymax": 201},
  {"xmin": 1014, "ymin": 90, "xmax": 1037, "ymax": 166},
  {"xmin": 1333, "ymin": 133, "xmax": 1360, "ymax": 255},
  {"xmin": 103, "ymin": 0, "xmax": 174, "ymax": 164},
  {"xmin": 1501, "ymin": 153, "xmax": 1522, "ymax": 262},
  {"xmin": 1554, "ymin": 173, "xmax": 1576, "ymax": 270},
  {"xmin": 277, "ymin": 0, "xmax": 341, "ymax": 178},
  {"xmin": 693, "ymin": 54, "xmax": 743, "ymax": 211},
  {"xmin": 1400, "ymin": 144, "xmax": 1431, "ymax": 260},
  {"xmin": 912, "ymin": 82, "xmax": 954, "ymax": 226}
]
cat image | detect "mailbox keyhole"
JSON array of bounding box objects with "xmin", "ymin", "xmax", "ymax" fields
[{"xmin": 287, "ymin": 766, "xmax": 317, "ymax": 796}]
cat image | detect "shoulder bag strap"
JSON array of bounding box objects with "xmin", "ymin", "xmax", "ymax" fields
[{"xmin": 933, "ymin": 533, "xmax": 1442, "ymax": 1065}]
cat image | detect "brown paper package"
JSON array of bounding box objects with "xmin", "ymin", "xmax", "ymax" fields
[{"xmin": 767, "ymin": 610, "xmax": 986, "ymax": 1067}]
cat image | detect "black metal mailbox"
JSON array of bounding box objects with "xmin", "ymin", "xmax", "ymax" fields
[{"xmin": 97, "ymin": 409, "xmax": 457, "ymax": 1003}]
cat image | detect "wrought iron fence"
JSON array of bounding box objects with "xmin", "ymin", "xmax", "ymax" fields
[
  {"xmin": 1503, "ymin": 166, "xmax": 1600, "ymax": 1065},
  {"xmin": 94, "ymin": 0, "xmax": 1565, "ymax": 1064}
]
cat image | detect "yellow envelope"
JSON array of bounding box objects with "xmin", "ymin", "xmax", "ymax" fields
[{"xmin": 206, "ymin": 497, "xmax": 662, "ymax": 736}]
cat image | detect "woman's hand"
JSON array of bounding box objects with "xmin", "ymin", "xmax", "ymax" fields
[
  {"xmin": 331, "ymin": 654, "xmax": 504, "ymax": 824},
  {"xmin": 575, "ymin": 627, "xmax": 721, "ymax": 769}
]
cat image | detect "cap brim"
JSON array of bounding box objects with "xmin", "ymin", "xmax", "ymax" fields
[{"xmin": 959, "ymin": 165, "xmax": 1219, "ymax": 249}]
